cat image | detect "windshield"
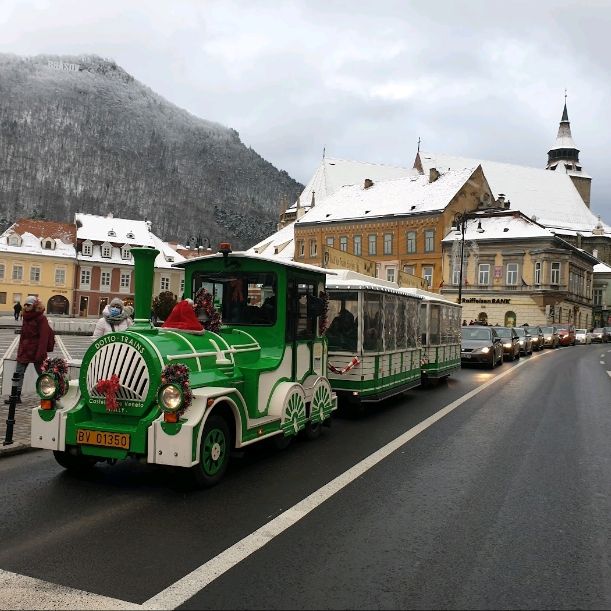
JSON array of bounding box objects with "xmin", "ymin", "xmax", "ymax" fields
[
  {"xmin": 495, "ymin": 328, "xmax": 512, "ymax": 338},
  {"xmin": 576, "ymin": 329, "xmax": 586, "ymax": 334},
  {"xmin": 514, "ymin": 328, "xmax": 528, "ymax": 337},
  {"xmin": 461, "ymin": 328, "xmax": 492, "ymax": 341},
  {"xmin": 541, "ymin": 326, "xmax": 555, "ymax": 333},
  {"xmin": 593, "ymin": 328, "xmax": 604, "ymax": 333}
]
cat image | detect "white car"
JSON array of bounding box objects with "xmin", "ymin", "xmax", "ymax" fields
[{"xmin": 575, "ymin": 328, "xmax": 592, "ymax": 344}]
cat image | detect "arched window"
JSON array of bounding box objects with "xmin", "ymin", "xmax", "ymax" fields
[
  {"xmin": 477, "ymin": 311, "xmax": 488, "ymax": 325},
  {"xmin": 504, "ymin": 311, "xmax": 516, "ymax": 327}
]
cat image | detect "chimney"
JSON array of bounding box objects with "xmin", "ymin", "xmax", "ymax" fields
[
  {"xmin": 311, "ymin": 191, "xmax": 316, "ymax": 208},
  {"xmin": 497, "ymin": 193, "xmax": 505, "ymax": 207},
  {"xmin": 364, "ymin": 178, "xmax": 374, "ymax": 189},
  {"xmin": 593, "ymin": 248, "xmax": 599, "ymax": 259},
  {"xmin": 429, "ymin": 168, "xmax": 440, "ymax": 183}
]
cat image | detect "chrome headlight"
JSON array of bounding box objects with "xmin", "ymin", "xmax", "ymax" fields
[
  {"xmin": 157, "ymin": 383, "xmax": 183, "ymax": 412},
  {"xmin": 479, "ymin": 347, "xmax": 490, "ymax": 354},
  {"xmin": 37, "ymin": 373, "xmax": 57, "ymax": 399}
]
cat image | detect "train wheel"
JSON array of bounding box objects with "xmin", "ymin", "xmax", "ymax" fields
[
  {"xmin": 53, "ymin": 449, "xmax": 97, "ymax": 473},
  {"xmin": 191, "ymin": 415, "xmax": 230, "ymax": 488},
  {"xmin": 302, "ymin": 420, "xmax": 322, "ymax": 440}
]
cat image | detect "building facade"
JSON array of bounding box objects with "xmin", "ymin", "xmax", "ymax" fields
[{"xmin": 592, "ymin": 262, "xmax": 611, "ymax": 327}]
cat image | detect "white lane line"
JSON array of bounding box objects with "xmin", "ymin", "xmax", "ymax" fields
[
  {"xmin": 607, "ymin": 371, "xmax": 611, "ymax": 379},
  {"xmin": 602, "ymin": 361, "xmax": 606, "ymax": 365},
  {"xmin": 143, "ymin": 358, "xmax": 532, "ymax": 610},
  {"xmin": 0, "ymin": 568, "xmax": 139, "ymax": 610}
]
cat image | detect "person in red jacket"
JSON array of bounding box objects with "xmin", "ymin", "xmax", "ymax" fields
[{"xmin": 5, "ymin": 296, "xmax": 51, "ymax": 404}]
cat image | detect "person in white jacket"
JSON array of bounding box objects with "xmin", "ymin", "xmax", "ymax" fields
[{"xmin": 92, "ymin": 298, "xmax": 134, "ymax": 340}]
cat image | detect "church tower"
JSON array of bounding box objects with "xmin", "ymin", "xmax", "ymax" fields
[{"xmin": 546, "ymin": 97, "xmax": 591, "ymax": 208}]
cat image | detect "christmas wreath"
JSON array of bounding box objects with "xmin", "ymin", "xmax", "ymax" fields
[
  {"xmin": 193, "ymin": 288, "xmax": 222, "ymax": 333},
  {"xmin": 41, "ymin": 357, "xmax": 69, "ymax": 399},
  {"xmin": 160, "ymin": 363, "xmax": 192, "ymax": 417},
  {"xmin": 318, "ymin": 291, "xmax": 329, "ymax": 335}
]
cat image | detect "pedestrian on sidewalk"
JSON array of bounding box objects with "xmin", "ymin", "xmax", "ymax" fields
[
  {"xmin": 5, "ymin": 296, "xmax": 52, "ymax": 404},
  {"xmin": 92, "ymin": 297, "xmax": 133, "ymax": 340},
  {"xmin": 13, "ymin": 300, "xmax": 22, "ymax": 321}
]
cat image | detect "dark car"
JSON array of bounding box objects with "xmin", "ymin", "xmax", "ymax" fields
[
  {"xmin": 556, "ymin": 324, "xmax": 576, "ymax": 346},
  {"xmin": 525, "ymin": 325, "xmax": 544, "ymax": 351},
  {"xmin": 494, "ymin": 326, "xmax": 521, "ymax": 361},
  {"xmin": 514, "ymin": 326, "xmax": 533, "ymax": 355},
  {"xmin": 461, "ymin": 326, "xmax": 504, "ymax": 368},
  {"xmin": 541, "ymin": 325, "xmax": 560, "ymax": 348},
  {"xmin": 591, "ymin": 327, "xmax": 608, "ymax": 343}
]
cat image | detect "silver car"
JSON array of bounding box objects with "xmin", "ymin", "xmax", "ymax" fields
[{"xmin": 575, "ymin": 328, "xmax": 592, "ymax": 344}]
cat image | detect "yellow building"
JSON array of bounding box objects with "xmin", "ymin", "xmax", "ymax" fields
[
  {"xmin": 0, "ymin": 219, "xmax": 77, "ymax": 316},
  {"xmin": 293, "ymin": 165, "xmax": 494, "ymax": 292}
]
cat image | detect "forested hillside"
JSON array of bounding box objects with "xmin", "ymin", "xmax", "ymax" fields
[{"xmin": 0, "ymin": 53, "xmax": 302, "ymax": 248}]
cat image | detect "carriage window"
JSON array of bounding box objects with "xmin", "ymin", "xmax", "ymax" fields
[
  {"xmin": 396, "ymin": 297, "xmax": 407, "ymax": 350},
  {"xmin": 363, "ymin": 293, "xmax": 382, "ymax": 352},
  {"xmin": 192, "ymin": 272, "xmax": 277, "ymax": 326},
  {"xmin": 407, "ymin": 298, "xmax": 419, "ymax": 348},
  {"xmin": 429, "ymin": 304, "xmax": 441, "ymax": 345},
  {"xmin": 286, "ymin": 280, "xmax": 318, "ymax": 340},
  {"xmin": 384, "ymin": 294, "xmax": 397, "ymax": 351},
  {"xmin": 327, "ymin": 291, "xmax": 358, "ymax": 352}
]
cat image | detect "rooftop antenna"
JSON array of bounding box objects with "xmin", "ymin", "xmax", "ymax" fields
[
  {"xmin": 322, "ymin": 146, "xmax": 326, "ymax": 159},
  {"xmin": 417, "ymin": 137, "xmax": 421, "ymax": 152}
]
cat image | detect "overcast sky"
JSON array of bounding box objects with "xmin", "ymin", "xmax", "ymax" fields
[{"xmin": 1, "ymin": 0, "xmax": 610, "ymax": 224}]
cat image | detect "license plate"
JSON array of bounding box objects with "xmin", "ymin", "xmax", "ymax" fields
[
  {"xmin": 462, "ymin": 353, "xmax": 471, "ymax": 359},
  {"xmin": 77, "ymin": 429, "xmax": 130, "ymax": 450}
]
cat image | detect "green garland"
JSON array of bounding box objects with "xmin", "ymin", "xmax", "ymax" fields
[{"xmin": 194, "ymin": 288, "xmax": 222, "ymax": 333}]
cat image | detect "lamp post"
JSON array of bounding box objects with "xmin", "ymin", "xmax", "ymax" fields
[{"xmin": 452, "ymin": 213, "xmax": 484, "ymax": 304}]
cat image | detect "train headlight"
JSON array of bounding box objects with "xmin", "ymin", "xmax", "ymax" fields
[
  {"xmin": 36, "ymin": 373, "xmax": 57, "ymax": 399},
  {"xmin": 158, "ymin": 384, "xmax": 183, "ymax": 412}
]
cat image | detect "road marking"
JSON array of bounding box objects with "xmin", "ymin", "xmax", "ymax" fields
[
  {"xmin": 0, "ymin": 336, "xmax": 20, "ymax": 380},
  {"xmin": 143, "ymin": 357, "xmax": 535, "ymax": 610},
  {"xmin": 56, "ymin": 335, "xmax": 70, "ymax": 360},
  {"xmin": 0, "ymin": 568, "xmax": 138, "ymax": 610},
  {"xmin": 607, "ymin": 371, "xmax": 611, "ymax": 379},
  {"xmin": 602, "ymin": 361, "xmax": 606, "ymax": 365}
]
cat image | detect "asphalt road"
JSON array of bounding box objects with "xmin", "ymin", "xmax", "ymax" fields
[{"xmin": 1, "ymin": 344, "xmax": 610, "ymax": 610}]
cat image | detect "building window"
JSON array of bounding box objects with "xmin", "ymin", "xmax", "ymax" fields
[
  {"xmin": 42, "ymin": 238, "xmax": 54, "ymax": 250},
  {"xmin": 0, "ymin": 263, "xmax": 4, "ymax": 279},
  {"xmin": 180, "ymin": 278, "xmax": 185, "ymax": 295},
  {"xmin": 386, "ymin": 267, "xmax": 396, "ymax": 282},
  {"xmin": 424, "ymin": 229, "xmax": 435, "ymax": 253},
  {"xmin": 55, "ymin": 268, "xmax": 66, "ymax": 286},
  {"xmin": 101, "ymin": 243, "xmax": 112, "ymax": 258},
  {"xmin": 82, "ymin": 241, "xmax": 92, "ymax": 256},
  {"xmin": 121, "ymin": 246, "xmax": 131, "ymax": 260},
  {"xmin": 354, "ymin": 235, "xmax": 362, "ymax": 256},
  {"xmin": 551, "ymin": 261, "xmax": 560, "ymax": 285},
  {"xmin": 368, "ymin": 234, "xmax": 377, "ymax": 256},
  {"xmin": 12, "ymin": 265, "xmax": 23, "ymax": 281},
  {"xmin": 452, "ymin": 262, "xmax": 461, "ymax": 286},
  {"xmin": 422, "ymin": 266, "xmax": 433, "ymax": 288},
  {"xmin": 0, "ymin": 292, "xmax": 6, "ymax": 305},
  {"xmin": 478, "ymin": 263, "xmax": 490, "ymax": 286},
  {"xmin": 593, "ymin": 288, "xmax": 603, "ymax": 306},
  {"xmin": 326, "ymin": 237, "xmax": 334, "ymax": 247},
  {"xmin": 298, "ymin": 240, "xmax": 305, "ymax": 257},
  {"xmin": 100, "ymin": 271, "xmax": 111, "ymax": 289},
  {"xmin": 403, "ymin": 264, "xmax": 415, "ymax": 275},
  {"xmin": 375, "ymin": 264, "xmax": 381, "ymax": 278},
  {"xmin": 120, "ymin": 272, "xmax": 131, "ymax": 291},
  {"xmin": 160, "ymin": 276, "xmax": 170, "ymax": 291},
  {"xmin": 406, "ymin": 231, "xmax": 416, "ymax": 254},
  {"xmin": 309, "ymin": 239, "xmax": 317, "ymax": 257},
  {"xmin": 339, "ymin": 236, "xmax": 348, "ymax": 252},
  {"xmin": 534, "ymin": 261, "xmax": 541, "ymax": 285},
  {"xmin": 30, "ymin": 266, "xmax": 41, "ymax": 283},
  {"xmin": 80, "ymin": 269, "xmax": 91, "ymax": 288},
  {"xmin": 506, "ymin": 263, "xmax": 518, "ymax": 285},
  {"xmin": 8, "ymin": 235, "xmax": 20, "ymax": 246},
  {"xmin": 383, "ymin": 233, "xmax": 393, "ymax": 255}
]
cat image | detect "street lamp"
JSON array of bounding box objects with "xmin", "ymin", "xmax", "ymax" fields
[
  {"xmin": 186, "ymin": 234, "xmax": 212, "ymax": 256},
  {"xmin": 451, "ymin": 213, "xmax": 484, "ymax": 304}
]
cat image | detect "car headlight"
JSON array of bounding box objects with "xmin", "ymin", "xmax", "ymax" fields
[
  {"xmin": 503, "ymin": 342, "xmax": 512, "ymax": 348},
  {"xmin": 480, "ymin": 347, "xmax": 490, "ymax": 354},
  {"xmin": 519, "ymin": 339, "xmax": 524, "ymax": 345},
  {"xmin": 157, "ymin": 383, "xmax": 183, "ymax": 412},
  {"xmin": 36, "ymin": 373, "xmax": 58, "ymax": 399}
]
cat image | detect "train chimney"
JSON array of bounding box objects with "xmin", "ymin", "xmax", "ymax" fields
[{"xmin": 130, "ymin": 247, "xmax": 159, "ymax": 329}]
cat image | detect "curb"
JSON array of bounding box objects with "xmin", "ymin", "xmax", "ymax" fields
[{"xmin": 0, "ymin": 442, "xmax": 36, "ymax": 458}]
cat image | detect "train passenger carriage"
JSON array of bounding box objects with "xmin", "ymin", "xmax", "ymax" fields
[{"xmin": 31, "ymin": 246, "xmax": 337, "ymax": 487}]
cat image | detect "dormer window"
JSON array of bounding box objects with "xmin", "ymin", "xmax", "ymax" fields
[
  {"xmin": 121, "ymin": 245, "xmax": 131, "ymax": 260},
  {"xmin": 41, "ymin": 238, "xmax": 55, "ymax": 250},
  {"xmin": 101, "ymin": 242, "xmax": 112, "ymax": 258},
  {"xmin": 82, "ymin": 241, "xmax": 93, "ymax": 256},
  {"xmin": 166, "ymin": 256, "xmax": 174, "ymax": 262},
  {"xmin": 7, "ymin": 234, "xmax": 21, "ymax": 247},
  {"xmin": 126, "ymin": 231, "xmax": 135, "ymax": 239},
  {"xmin": 108, "ymin": 229, "xmax": 116, "ymax": 237}
]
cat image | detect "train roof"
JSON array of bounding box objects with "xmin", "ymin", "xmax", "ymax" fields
[
  {"xmin": 174, "ymin": 251, "xmax": 335, "ymax": 275},
  {"xmin": 400, "ymin": 286, "xmax": 461, "ymax": 307},
  {"xmin": 325, "ymin": 269, "xmax": 423, "ymax": 298}
]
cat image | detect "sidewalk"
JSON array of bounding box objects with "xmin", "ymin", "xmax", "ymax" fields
[{"xmin": 0, "ymin": 394, "xmax": 38, "ymax": 457}]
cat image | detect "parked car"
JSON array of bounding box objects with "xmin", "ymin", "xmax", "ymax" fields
[
  {"xmin": 526, "ymin": 325, "xmax": 545, "ymax": 351},
  {"xmin": 460, "ymin": 326, "xmax": 504, "ymax": 368},
  {"xmin": 494, "ymin": 326, "xmax": 521, "ymax": 361},
  {"xmin": 575, "ymin": 328, "xmax": 592, "ymax": 345},
  {"xmin": 556, "ymin": 324, "xmax": 576, "ymax": 346},
  {"xmin": 591, "ymin": 327, "xmax": 609, "ymax": 343},
  {"xmin": 541, "ymin": 325, "xmax": 560, "ymax": 348},
  {"xmin": 513, "ymin": 326, "xmax": 533, "ymax": 355}
]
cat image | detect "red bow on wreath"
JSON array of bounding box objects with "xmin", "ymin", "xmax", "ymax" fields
[{"xmin": 95, "ymin": 374, "xmax": 121, "ymax": 411}]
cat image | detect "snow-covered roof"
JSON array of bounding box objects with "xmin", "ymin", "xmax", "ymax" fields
[
  {"xmin": 287, "ymin": 156, "xmax": 415, "ymax": 213},
  {"xmin": 296, "ymin": 166, "xmax": 478, "ymax": 225},
  {"xmin": 594, "ymin": 262, "xmax": 611, "ymax": 274},
  {"xmin": 418, "ymin": 152, "xmax": 609, "ymax": 236},
  {"xmin": 441, "ymin": 213, "xmax": 552, "ymax": 242},
  {"xmin": 0, "ymin": 230, "xmax": 75, "ymax": 258},
  {"xmin": 326, "ymin": 269, "xmax": 422, "ymax": 297},
  {"xmin": 246, "ymin": 221, "xmax": 295, "ymax": 260}
]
